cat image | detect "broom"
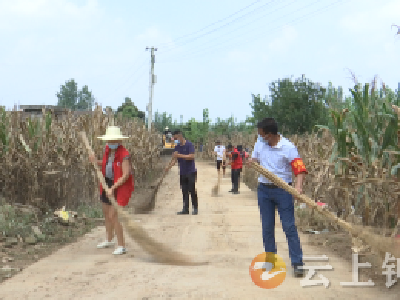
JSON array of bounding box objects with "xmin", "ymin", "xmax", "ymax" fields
[
  {"xmin": 133, "ymin": 162, "xmax": 171, "ymax": 213},
  {"xmin": 79, "ymin": 131, "xmax": 208, "ymax": 266},
  {"xmin": 248, "ymin": 161, "xmax": 400, "ymax": 258},
  {"xmin": 211, "ymin": 171, "xmax": 221, "ymax": 197},
  {"xmin": 211, "ymin": 151, "xmax": 226, "ymax": 196}
]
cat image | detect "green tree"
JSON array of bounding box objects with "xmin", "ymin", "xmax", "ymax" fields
[
  {"xmin": 153, "ymin": 111, "xmax": 173, "ymax": 132},
  {"xmin": 246, "ymin": 94, "xmax": 270, "ymax": 125},
  {"xmin": 56, "ymin": 79, "xmax": 78, "ymax": 109},
  {"xmin": 76, "ymin": 85, "xmax": 95, "ymax": 110},
  {"xmin": 56, "ymin": 79, "xmax": 95, "ymax": 110},
  {"xmin": 249, "ymin": 76, "xmax": 329, "ymax": 135},
  {"xmin": 116, "ymin": 97, "xmax": 145, "ymax": 120}
]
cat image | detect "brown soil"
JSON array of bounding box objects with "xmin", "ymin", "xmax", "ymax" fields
[{"xmin": 0, "ymin": 161, "xmax": 399, "ymax": 299}]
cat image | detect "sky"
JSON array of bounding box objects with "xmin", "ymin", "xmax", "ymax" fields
[{"xmin": 0, "ymin": 0, "xmax": 399, "ymax": 124}]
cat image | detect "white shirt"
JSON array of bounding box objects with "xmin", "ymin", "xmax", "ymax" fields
[
  {"xmin": 214, "ymin": 145, "xmax": 225, "ymax": 160},
  {"xmin": 251, "ymin": 135, "xmax": 301, "ymax": 184}
]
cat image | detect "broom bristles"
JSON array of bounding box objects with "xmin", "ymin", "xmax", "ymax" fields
[{"xmin": 249, "ymin": 161, "xmax": 400, "ymax": 258}]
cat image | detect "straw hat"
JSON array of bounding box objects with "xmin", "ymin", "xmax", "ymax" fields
[{"xmin": 97, "ymin": 126, "xmax": 129, "ymax": 140}]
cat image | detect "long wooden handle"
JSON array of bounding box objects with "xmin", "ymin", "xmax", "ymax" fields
[
  {"xmin": 248, "ymin": 161, "xmax": 353, "ymax": 233},
  {"xmin": 248, "ymin": 161, "xmax": 400, "ymax": 257}
]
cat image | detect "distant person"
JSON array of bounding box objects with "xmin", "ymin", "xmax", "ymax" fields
[
  {"xmin": 246, "ymin": 117, "xmax": 308, "ymax": 277},
  {"xmin": 164, "ymin": 130, "xmax": 198, "ymax": 215},
  {"xmin": 236, "ymin": 145, "xmax": 247, "ymax": 189},
  {"xmin": 214, "ymin": 140, "xmax": 226, "ymax": 176},
  {"xmin": 164, "ymin": 126, "xmax": 172, "ymax": 143},
  {"xmin": 227, "ymin": 144, "xmax": 242, "ymax": 194}
]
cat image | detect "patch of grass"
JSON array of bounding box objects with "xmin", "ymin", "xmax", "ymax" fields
[
  {"xmin": 0, "ymin": 204, "xmax": 37, "ymax": 238},
  {"xmin": 76, "ymin": 202, "xmax": 103, "ymax": 219}
]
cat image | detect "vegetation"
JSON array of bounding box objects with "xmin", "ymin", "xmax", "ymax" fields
[
  {"xmin": 0, "ymin": 104, "xmax": 161, "ymax": 212},
  {"xmin": 56, "ymin": 79, "xmax": 95, "ymax": 111}
]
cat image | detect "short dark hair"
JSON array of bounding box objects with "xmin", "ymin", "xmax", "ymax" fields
[
  {"xmin": 216, "ymin": 140, "xmax": 221, "ymax": 143},
  {"xmin": 172, "ymin": 130, "xmax": 182, "ymax": 136},
  {"xmin": 237, "ymin": 145, "xmax": 243, "ymax": 152},
  {"xmin": 227, "ymin": 144, "xmax": 233, "ymax": 150},
  {"xmin": 257, "ymin": 118, "xmax": 278, "ymax": 135}
]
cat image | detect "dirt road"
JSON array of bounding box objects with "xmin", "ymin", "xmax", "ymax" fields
[{"xmin": 0, "ymin": 161, "xmax": 398, "ymax": 299}]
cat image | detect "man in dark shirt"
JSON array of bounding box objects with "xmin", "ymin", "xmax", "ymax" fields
[{"xmin": 165, "ymin": 130, "xmax": 198, "ymax": 215}]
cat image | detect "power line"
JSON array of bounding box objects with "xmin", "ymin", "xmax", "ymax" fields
[
  {"xmin": 158, "ymin": 0, "xmax": 346, "ymax": 64},
  {"xmin": 102, "ymin": 60, "xmax": 147, "ymax": 101},
  {"xmin": 157, "ymin": 0, "xmax": 295, "ymax": 57},
  {"xmin": 158, "ymin": 0, "xmax": 280, "ymax": 53},
  {"xmin": 157, "ymin": 0, "xmax": 313, "ymax": 61},
  {"xmin": 156, "ymin": 0, "xmax": 263, "ymax": 48}
]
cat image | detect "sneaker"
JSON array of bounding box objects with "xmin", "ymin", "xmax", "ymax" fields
[
  {"xmin": 177, "ymin": 210, "xmax": 189, "ymax": 215},
  {"xmin": 97, "ymin": 240, "xmax": 115, "ymax": 249},
  {"xmin": 293, "ymin": 265, "xmax": 305, "ymax": 277},
  {"xmin": 113, "ymin": 246, "xmax": 127, "ymax": 255},
  {"xmin": 192, "ymin": 208, "xmax": 198, "ymax": 215}
]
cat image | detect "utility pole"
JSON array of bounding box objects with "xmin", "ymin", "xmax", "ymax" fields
[{"xmin": 146, "ymin": 46, "xmax": 157, "ymax": 132}]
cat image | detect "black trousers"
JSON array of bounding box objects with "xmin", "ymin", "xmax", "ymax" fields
[
  {"xmin": 231, "ymin": 169, "xmax": 241, "ymax": 192},
  {"xmin": 180, "ymin": 171, "xmax": 198, "ymax": 211}
]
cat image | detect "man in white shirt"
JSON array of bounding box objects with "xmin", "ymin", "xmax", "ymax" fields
[
  {"xmin": 247, "ymin": 118, "xmax": 308, "ymax": 277},
  {"xmin": 214, "ymin": 141, "xmax": 226, "ymax": 176}
]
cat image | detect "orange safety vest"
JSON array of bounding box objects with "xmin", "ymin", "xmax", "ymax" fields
[{"xmin": 100, "ymin": 144, "xmax": 134, "ymax": 206}]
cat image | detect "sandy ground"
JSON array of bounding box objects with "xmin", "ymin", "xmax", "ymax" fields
[{"xmin": 0, "ymin": 161, "xmax": 398, "ymax": 299}]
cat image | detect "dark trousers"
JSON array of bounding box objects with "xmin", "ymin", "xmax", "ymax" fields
[
  {"xmin": 231, "ymin": 169, "xmax": 241, "ymax": 192},
  {"xmin": 180, "ymin": 171, "xmax": 198, "ymax": 211},
  {"xmin": 257, "ymin": 183, "xmax": 303, "ymax": 267}
]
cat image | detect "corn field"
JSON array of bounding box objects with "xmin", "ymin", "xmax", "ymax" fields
[
  {"xmin": 0, "ymin": 104, "xmax": 162, "ymax": 211},
  {"xmin": 202, "ymin": 80, "xmax": 400, "ymax": 231}
]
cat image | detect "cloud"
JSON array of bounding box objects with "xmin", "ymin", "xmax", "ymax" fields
[
  {"xmin": 135, "ymin": 26, "xmax": 175, "ymax": 47},
  {"xmin": 0, "ymin": 0, "xmax": 101, "ymax": 26},
  {"xmin": 339, "ymin": 0, "xmax": 400, "ymax": 35},
  {"xmin": 267, "ymin": 25, "xmax": 298, "ymax": 53},
  {"xmin": 225, "ymin": 49, "xmax": 253, "ymax": 63}
]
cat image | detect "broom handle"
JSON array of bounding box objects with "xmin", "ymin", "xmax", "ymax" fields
[
  {"xmin": 248, "ymin": 161, "xmax": 354, "ymax": 233},
  {"xmin": 79, "ymin": 132, "xmax": 125, "ymax": 213}
]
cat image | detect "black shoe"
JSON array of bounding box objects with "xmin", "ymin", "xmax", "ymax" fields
[
  {"xmin": 293, "ymin": 265, "xmax": 305, "ymax": 277},
  {"xmin": 192, "ymin": 208, "xmax": 198, "ymax": 215},
  {"xmin": 177, "ymin": 210, "xmax": 189, "ymax": 215},
  {"xmin": 228, "ymin": 189, "xmax": 234, "ymax": 192}
]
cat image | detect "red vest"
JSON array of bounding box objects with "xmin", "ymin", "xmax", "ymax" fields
[
  {"xmin": 100, "ymin": 144, "xmax": 134, "ymax": 207},
  {"xmin": 231, "ymin": 148, "xmax": 243, "ymax": 170}
]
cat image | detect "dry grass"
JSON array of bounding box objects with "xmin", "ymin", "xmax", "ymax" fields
[{"xmin": 0, "ymin": 105, "xmax": 162, "ymax": 211}]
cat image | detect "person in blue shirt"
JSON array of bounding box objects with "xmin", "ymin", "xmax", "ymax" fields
[
  {"xmin": 247, "ymin": 117, "xmax": 308, "ymax": 277},
  {"xmin": 164, "ymin": 130, "xmax": 198, "ymax": 215}
]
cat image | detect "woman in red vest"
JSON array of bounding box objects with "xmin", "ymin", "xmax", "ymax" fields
[{"xmin": 89, "ymin": 126, "xmax": 134, "ymax": 255}]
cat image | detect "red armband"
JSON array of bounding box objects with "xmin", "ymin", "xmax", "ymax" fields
[{"xmin": 291, "ymin": 158, "xmax": 308, "ymax": 176}]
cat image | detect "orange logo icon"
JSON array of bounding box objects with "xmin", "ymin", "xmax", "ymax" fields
[{"xmin": 249, "ymin": 252, "xmax": 286, "ymax": 289}]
